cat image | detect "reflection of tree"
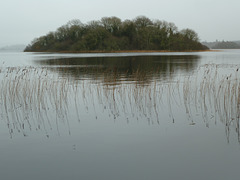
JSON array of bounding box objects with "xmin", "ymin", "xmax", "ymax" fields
[
  {"xmin": 34, "ymin": 55, "xmax": 200, "ymax": 85},
  {"xmin": 1, "ymin": 64, "xmax": 240, "ymax": 143}
]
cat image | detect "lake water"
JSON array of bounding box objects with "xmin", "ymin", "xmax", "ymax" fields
[{"xmin": 0, "ymin": 50, "xmax": 240, "ymax": 180}]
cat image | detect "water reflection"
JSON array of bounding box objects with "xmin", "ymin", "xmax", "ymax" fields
[
  {"xmin": 34, "ymin": 55, "xmax": 200, "ymax": 84},
  {"xmin": 0, "ymin": 62, "xmax": 240, "ymax": 143}
]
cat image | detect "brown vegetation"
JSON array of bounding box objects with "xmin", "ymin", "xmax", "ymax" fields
[{"xmin": 1, "ymin": 64, "xmax": 239, "ymax": 142}]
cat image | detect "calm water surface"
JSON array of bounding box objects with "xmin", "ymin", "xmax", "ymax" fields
[{"xmin": 0, "ymin": 50, "xmax": 240, "ymax": 180}]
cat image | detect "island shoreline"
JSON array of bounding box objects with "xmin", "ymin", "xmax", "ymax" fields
[{"xmin": 25, "ymin": 49, "xmax": 217, "ymax": 54}]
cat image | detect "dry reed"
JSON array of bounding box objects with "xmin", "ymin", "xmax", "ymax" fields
[{"xmin": 0, "ymin": 64, "xmax": 239, "ymax": 142}]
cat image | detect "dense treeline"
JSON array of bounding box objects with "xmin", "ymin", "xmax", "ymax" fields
[
  {"xmin": 24, "ymin": 16, "xmax": 208, "ymax": 52},
  {"xmin": 212, "ymin": 41, "xmax": 240, "ymax": 49}
]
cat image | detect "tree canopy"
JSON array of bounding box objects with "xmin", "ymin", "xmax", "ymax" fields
[
  {"xmin": 24, "ymin": 16, "xmax": 208, "ymax": 52},
  {"xmin": 212, "ymin": 41, "xmax": 240, "ymax": 49}
]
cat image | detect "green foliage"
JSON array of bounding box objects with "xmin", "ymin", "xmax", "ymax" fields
[{"xmin": 24, "ymin": 16, "xmax": 208, "ymax": 52}]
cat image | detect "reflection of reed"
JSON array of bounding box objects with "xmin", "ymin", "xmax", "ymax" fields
[
  {"xmin": 0, "ymin": 67, "xmax": 72, "ymax": 138},
  {"xmin": 185, "ymin": 64, "xmax": 240, "ymax": 143},
  {"xmin": 0, "ymin": 65, "xmax": 240, "ymax": 142}
]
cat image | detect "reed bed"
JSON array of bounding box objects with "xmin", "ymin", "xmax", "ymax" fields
[{"xmin": 0, "ymin": 64, "xmax": 239, "ymax": 142}]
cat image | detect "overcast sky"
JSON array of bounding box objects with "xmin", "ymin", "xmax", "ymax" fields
[{"xmin": 1, "ymin": 0, "xmax": 240, "ymax": 47}]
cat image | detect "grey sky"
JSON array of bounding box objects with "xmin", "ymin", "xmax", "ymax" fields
[{"xmin": 1, "ymin": 0, "xmax": 240, "ymax": 47}]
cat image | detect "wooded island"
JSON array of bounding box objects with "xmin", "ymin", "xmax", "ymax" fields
[{"xmin": 24, "ymin": 16, "xmax": 208, "ymax": 52}]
